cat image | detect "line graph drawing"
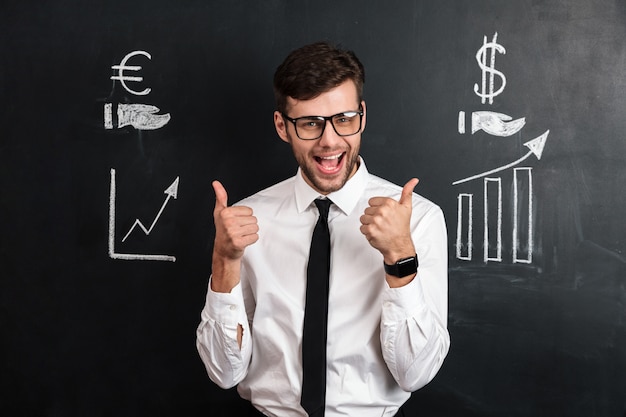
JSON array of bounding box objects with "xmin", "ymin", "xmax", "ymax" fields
[
  {"xmin": 121, "ymin": 176, "xmax": 179, "ymax": 242},
  {"xmin": 452, "ymin": 130, "xmax": 548, "ymax": 185},
  {"xmin": 108, "ymin": 168, "xmax": 178, "ymax": 262}
]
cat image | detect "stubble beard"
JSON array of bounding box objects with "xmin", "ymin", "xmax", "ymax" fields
[{"xmin": 296, "ymin": 145, "xmax": 361, "ymax": 194}]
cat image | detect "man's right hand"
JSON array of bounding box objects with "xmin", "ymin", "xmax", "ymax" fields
[{"xmin": 211, "ymin": 180, "xmax": 259, "ymax": 292}]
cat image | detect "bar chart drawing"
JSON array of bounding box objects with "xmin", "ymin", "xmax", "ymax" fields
[
  {"xmin": 453, "ymin": 133, "xmax": 547, "ymax": 264},
  {"xmin": 455, "ymin": 173, "xmax": 528, "ymax": 263}
]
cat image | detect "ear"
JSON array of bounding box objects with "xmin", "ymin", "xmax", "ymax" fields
[
  {"xmin": 274, "ymin": 111, "xmax": 290, "ymax": 143},
  {"xmin": 360, "ymin": 100, "xmax": 367, "ymax": 132}
]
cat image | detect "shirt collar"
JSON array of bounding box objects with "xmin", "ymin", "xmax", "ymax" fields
[{"xmin": 294, "ymin": 156, "xmax": 369, "ymax": 216}]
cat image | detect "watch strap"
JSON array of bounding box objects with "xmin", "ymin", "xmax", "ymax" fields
[{"xmin": 384, "ymin": 255, "xmax": 418, "ymax": 278}]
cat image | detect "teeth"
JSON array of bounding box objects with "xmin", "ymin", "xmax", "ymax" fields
[{"xmin": 319, "ymin": 154, "xmax": 342, "ymax": 160}]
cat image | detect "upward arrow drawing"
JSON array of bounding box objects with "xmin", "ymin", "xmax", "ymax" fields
[
  {"xmin": 122, "ymin": 176, "xmax": 180, "ymax": 242},
  {"xmin": 452, "ymin": 130, "xmax": 549, "ymax": 186}
]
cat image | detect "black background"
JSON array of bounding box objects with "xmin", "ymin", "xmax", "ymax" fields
[{"xmin": 1, "ymin": 0, "xmax": 625, "ymax": 416}]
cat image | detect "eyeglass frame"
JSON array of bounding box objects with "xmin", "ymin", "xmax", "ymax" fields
[{"xmin": 280, "ymin": 106, "xmax": 364, "ymax": 140}]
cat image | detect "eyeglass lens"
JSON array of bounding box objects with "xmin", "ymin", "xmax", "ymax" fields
[{"xmin": 295, "ymin": 112, "xmax": 361, "ymax": 140}]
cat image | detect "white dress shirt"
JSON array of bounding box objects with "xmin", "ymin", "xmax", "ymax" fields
[{"xmin": 196, "ymin": 158, "xmax": 450, "ymax": 417}]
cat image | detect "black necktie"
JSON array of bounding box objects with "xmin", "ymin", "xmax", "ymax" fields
[{"xmin": 301, "ymin": 198, "xmax": 332, "ymax": 417}]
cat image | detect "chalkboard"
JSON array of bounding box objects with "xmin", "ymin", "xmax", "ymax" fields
[{"xmin": 1, "ymin": 0, "xmax": 625, "ymax": 416}]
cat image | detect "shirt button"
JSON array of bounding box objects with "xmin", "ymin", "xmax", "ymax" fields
[{"xmin": 229, "ymin": 305, "xmax": 237, "ymax": 311}]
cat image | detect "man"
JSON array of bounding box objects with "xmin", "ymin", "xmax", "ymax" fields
[{"xmin": 197, "ymin": 41, "xmax": 449, "ymax": 417}]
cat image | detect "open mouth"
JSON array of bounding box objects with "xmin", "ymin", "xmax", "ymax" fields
[{"xmin": 314, "ymin": 152, "xmax": 345, "ymax": 174}]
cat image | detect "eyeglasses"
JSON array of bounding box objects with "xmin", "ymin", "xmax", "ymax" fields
[{"xmin": 281, "ymin": 108, "xmax": 364, "ymax": 140}]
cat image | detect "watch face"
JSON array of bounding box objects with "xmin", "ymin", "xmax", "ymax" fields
[{"xmin": 397, "ymin": 256, "xmax": 417, "ymax": 277}]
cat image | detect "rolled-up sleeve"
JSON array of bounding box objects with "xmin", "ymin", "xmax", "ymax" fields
[{"xmin": 196, "ymin": 279, "xmax": 252, "ymax": 389}]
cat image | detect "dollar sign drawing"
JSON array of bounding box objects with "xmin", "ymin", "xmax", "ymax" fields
[{"xmin": 474, "ymin": 32, "xmax": 507, "ymax": 105}]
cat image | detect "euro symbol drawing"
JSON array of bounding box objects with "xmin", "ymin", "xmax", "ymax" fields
[
  {"xmin": 474, "ymin": 32, "xmax": 506, "ymax": 105},
  {"xmin": 111, "ymin": 50, "xmax": 152, "ymax": 96}
]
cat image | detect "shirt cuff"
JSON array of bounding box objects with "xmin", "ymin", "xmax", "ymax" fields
[
  {"xmin": 381, "ymin": 273, "xmax": 427, "ymax": 323},
  {"xmin": 204, "ymin": 277, "xmax": 247, "ymax": 326}
]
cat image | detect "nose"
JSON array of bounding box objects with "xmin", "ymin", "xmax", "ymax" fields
[{"xmin": 317, "ymin": 119, "xmax": 342, "ymax": 147}]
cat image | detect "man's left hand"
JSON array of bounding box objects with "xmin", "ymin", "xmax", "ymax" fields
[{"xmin": 360, "ymin": 178, "xmax": 419, "ymax": 265}]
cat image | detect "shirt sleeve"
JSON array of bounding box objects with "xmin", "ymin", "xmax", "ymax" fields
[
  {"xmin": 196, "ymin": 278, "xmax": 252, "ymax": 389},
  {"xmin": 380, "ymin": 205, "xmax": 450, "ymax": 392}
]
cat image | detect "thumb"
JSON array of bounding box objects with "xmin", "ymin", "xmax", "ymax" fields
[
  {"xmin": 399, "ymin": 178, "xmax": 419, "ymax": 207},
  {"xmin": 212, "ymin": 180, "xmax": 228, "ymax": 211}
]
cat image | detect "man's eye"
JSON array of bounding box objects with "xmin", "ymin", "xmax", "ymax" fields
[
  {"xmin": 335, "ymin": 114, "xmax": 356, "ymax": 124},
  {"xmin": 298, "ymin": 119, "xmax": 323, "ymax": 129}
]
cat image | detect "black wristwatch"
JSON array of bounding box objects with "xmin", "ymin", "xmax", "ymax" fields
[{"xmin": 384, "ymin": 255, "xmax": 418, "ymax": 278}]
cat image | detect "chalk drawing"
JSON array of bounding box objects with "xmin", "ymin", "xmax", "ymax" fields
[
  {"xmin": 513, "ymin": 168, "xmax": 533, "ymax": 264},
  {"xmin": 104, "ymin": 103, "xmax": 113, "ymax": 129},
  {"xmin": 121, "ymin": 176, "xmax": 179, "ymax": 243},
  {"xmin": 474, "ymin": 32, "xmax": 506, "ymax": 105},
  {"xmin": 454, "ymin": 32, "xmax": 550, "ymax": 264},
  {"xmin": 452, "ymin": 131, "xmax": 548, "ymax": 186},
  {"xmin": 453, "ymin": 132, "xmax": 546, "ymax": 263},
  {"xmin": 111, "ymin": 50, "xmax": 152, "ymax": 96},
  {"xmin": 103, "ymin": 103, "xmax": 171, "ymax": 130},
  {"xmin": 456, "ymin": 193, "xmax": 473, "ymax": 260},
  {"xmin": 458, "ymin": 111, "xmax": 526, "ymax": 137},
  {"xmin": 484, "ymin": 177, "xmax": 502, "ymax": 262},
  {"xmin": 105, "ymin": 50, "xmax": 171, "ymax": 130},
  {"xmin": 109, "ymin": 168, "xmax": 177, "ymax": 262},
  {"xmin": 458, "ymin": 111, "xmax": 466, "ymax": 134}
]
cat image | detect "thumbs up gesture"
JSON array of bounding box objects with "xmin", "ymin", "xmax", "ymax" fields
[
  {"xmin": 211, "ymin": 180, "xmax": 259, "ymax": 292},
  {"xmin": 213, "ymin": 180, "xmax": 259, "ymax": 260},
  {"xmin": 359, "ymin": 178, "xmax": 419, "ymax": 267}
]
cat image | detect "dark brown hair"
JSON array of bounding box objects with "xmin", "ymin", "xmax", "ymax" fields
[{"xmin": 273, "ymin": 41, "xmax": 365, "ymax": 113}]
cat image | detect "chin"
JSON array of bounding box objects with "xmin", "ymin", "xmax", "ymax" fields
[
  {"xmin": 308, "ymin": 171, "xmax": 351, "ymax": 194},
  {"xmin": 297, "ymin": 149, "xmax": 360, "ymax": 194}
]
